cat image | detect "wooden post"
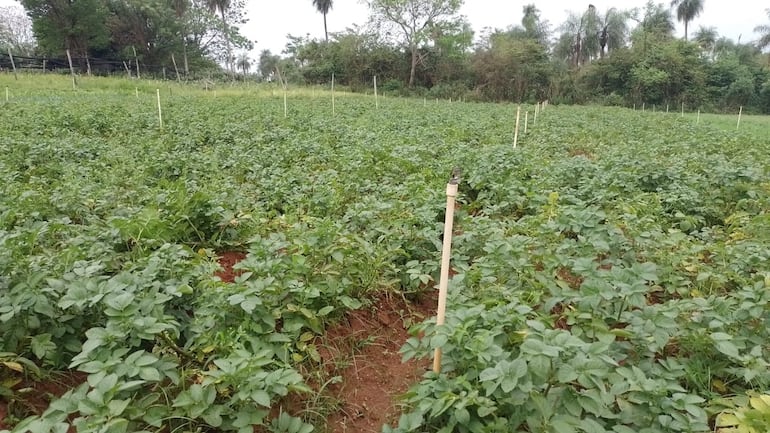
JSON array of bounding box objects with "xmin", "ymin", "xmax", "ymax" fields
[
  {"xmin": 524, "ymin": 111, "xmax": 529, "ymax": 135},
  {"xmin": 5, "ymin": 86, "xmax": 8, "ymax": 102},
  {"xmin": 681, "ymin": 101, "xmax": 684, "ymax": 117},
  {"xmin": 283, "ymin": 89, "xmax": 288, "ymax": 118},
  {"xmin": 424, "ymin": 97, "xmax": 426, "ymax": 107},
  {"xmin": 642, "ymin": 103, "xmax": 645, "ymax": 112},
  {"xmin": 42, "ymin": 58, "xmax": 46, "ymax": 73},
  {"xmin": 513, "ymin": 105, "xmax": 521, "ymax": 148},
  {"xmin": 133, "ymin": 46, "xmax": 140, "ymax": 79},
  {"xmin": 534, "ymin": 102, "xmax": 539, "ymax": 124},
  {"xmin": 156, "ymin": 89, "xmax": 163, "ymax": 130},
  {"xmin": 374, "ymin": 75, "xmax": 378, "ymax": 109},
  {"xmin": 737, "ymin": 106, "xmax": 742, "ymax": 130},
  {"xmin": 65, "ymin": 49, "xmax": 77, "ymax": 89},
  {"xmin": 331, "ymin": 73, "xmax": 335, "ymax": 116},
  {"xmin": 697, "ymin": 109, "xmax": 700, "ymax": 125},
  {"xmin": 7, "ymin": 48, "xmax": 17, "ymax": 80},
  {"xmin": 171, "ymin": 54, "xmax": 181, "ymax": 83},
  {"xmin": 633, "ymin": 103, "xmax": 636, "ymax": 111},
  {"xmin": 433, "ymin": 169, "xmax": 460, "ymax": 374},
  {"xmin": 135, "ymin": 87, "xmax": 138, "ymax": 98},
  {"xmin": 666, "ymin": 104, "xmax": 669, "ymax": 113}
]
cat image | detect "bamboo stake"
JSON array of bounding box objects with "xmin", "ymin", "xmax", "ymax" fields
[
  {"xmin": 433, "ymin": 169, "xmax": 460, "ymax": 374},
  {"xmin": 374, "ymin": 75, "xmax": 378, "ymax": 109},
  {"xmin": 331, "ymin": 73, "xmax": 335, "ymax": 116},
  {"xmin": 513, "ymin": 105, "xmax": 521, "ymax": 148},
  {"xmin": 7, "ymin": 48, "xmax": 17, "ymax": 80},
  {"xmin": 737, "ymin": 106, "xmax": 742, "ymax": 130},
  {"xmin": 524, "ymin": 111, "xmax": 529, "ymax": 135},
  {"xmin": 66, "ymin": 49, "xmax": 77, "ymax": 89},
  {"xmin": 156, "ymin": 89, "xmax": 163, "ymax": 130}
]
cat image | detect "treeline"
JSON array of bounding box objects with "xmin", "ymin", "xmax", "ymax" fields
[
  {"xmin": 266, "ymin": 2, "xmax": 770, "ymax": 114},
  {"xmin": 1, "ymin": 0, "xmax": 253, "ymax": 77}
]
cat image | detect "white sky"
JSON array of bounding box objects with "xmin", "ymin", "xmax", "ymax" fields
[{"xmin": 1, "ymin": 0, "xmax": 767, "ymax": 61}]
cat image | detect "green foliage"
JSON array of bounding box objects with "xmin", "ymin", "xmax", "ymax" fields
[{"xmin": 1, "ymin": 77, "xmax": 770, "ymax": 433}]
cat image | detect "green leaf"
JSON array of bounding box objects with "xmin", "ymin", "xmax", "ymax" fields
[{"xmin": 252, "ymin": 389, "xmax": 271, "ymax": 407}]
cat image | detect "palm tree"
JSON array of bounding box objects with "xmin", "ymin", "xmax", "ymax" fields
[
  {"xmin": 170, "ymin": 0, "xmax": 190, "ymax": 75},
  {"xmin": 670, "ymin": 0, "xmax": 704, "ymax": 41},
  {"xmin": 206, "ymin": 0, "xmax": 234, "ymax": 73},
  {"xmin": 312, "ymin": 0, "xmax": 333, "ymax": 42},
  {"xmin": 755, "ymin": 9, "xmax": 770, "ymax": 51},
  {"xmin": 559, "ymin": 5, "xmax": 600, "ymax": 68},
  {"xmin": 598, "ymin": 8, "xmax": 630, "ymax": 58},
  {"xmin": 236, "ymin": 53, "xmax": 251, "ymax": 75},
  {"xmin": 692, "ymin": 25, "xmax": 717, "ymax": 57}
]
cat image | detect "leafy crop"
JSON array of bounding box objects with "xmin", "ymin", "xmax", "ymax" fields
[{"xmin": 1, "ymin": 80, "xmax": 769, "ymax": 433}]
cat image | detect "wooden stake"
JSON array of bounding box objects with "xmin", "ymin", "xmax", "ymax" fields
[
  {"xmin": 374, "ymin": 75, "xmax": 378, "ymax": 109},
  {"xmin": 7, "ymin": 48, "xmax": 17, "ymax": 80},
  {"xmin": 513, "ymin": 105, "xmax": 521, "ymax": 148},
  {"xmin": 666, "ymin": 104, "xmax": 669, "ymax": 113},
  {"xmin": 331, "ymin": 73, "xmax": 335, "ymax": 116},
  {"xmin": 633, "ymin": 103, "xmax": 636, "ymax": 111},
  {"xmin": 524, "ymin": 111, "xmax": 529, "ymax": 135},
  {"xmin": 424, "ymin": 97, "xmax": 426, "ymax": 107},
  {"xmin": 5, "ymin": 86, "xmax": 8, "ymax": 102},
  {"xmin": 284, "ymin": 90, "xmax": 288, "ymax": 118},
  {"xmin": 66, "ymin": 49, "xmax": 77, "ymax": 89},
  {"xmin": 156, "ymin": 89, "xmax": 163, "ymax": 130},
  {"xmin": 433, "ymin": 171, "xmax": 460, "ymax": 374},
  {"xmin": 133, "ymin": 46, "xmax": 140, "ymax": 79},
  {"xmin": 174, "ymin": 64, "xmax": 181, "ymax": 82},
  {"xmin": 697, "ymin": 109, "xmax": 700, "ymax": 125},
  {"xmin": 681, "ymin": 101, "xmax": 684, "ymax": 117},
  {"xmin": 737, "ymin": 106, "xmax": 742, "ymax": 130},
  {"xmin": 135, "ymin": 87, "xmax": 138, "ymax": 98},
  {"xmin": 642, "ymin": 103, "xmax": 645, "ymax": 112}
]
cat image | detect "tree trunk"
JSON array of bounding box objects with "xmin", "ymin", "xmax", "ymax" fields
[
  {"xmin": 684, "ymin": 20, "xmax": 688, "ymax": 42},
  {"xmin": 220, "ymin": 9, "xmax": 233, "ymax": 74},
  {"xmin": 323, "ymin": 12, "xmax": 328, "ymax": 42},
  {"xmin": 409, "ymin": 45, "xmax": 418, "ymax": 87},
  {"xmin": 183, "ymin": 39, "xmax": 189, "ymax": 76}
]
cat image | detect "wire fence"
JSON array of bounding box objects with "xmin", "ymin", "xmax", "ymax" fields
[{"xmin": 0, "ymin": 51, "xmax": 197, "ymax": 79}]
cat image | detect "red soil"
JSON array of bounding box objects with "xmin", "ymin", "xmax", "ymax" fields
[
  {"xmin": 321, "ymin": 291, "xmax": 437, "ymax": 433},
  {"xmin": 215, "ymin": 251, "xmax": 247, "ymax": 283},
  {"xmin": 0, "ymin": 371, "xmax": 85, "ymax": 429}
]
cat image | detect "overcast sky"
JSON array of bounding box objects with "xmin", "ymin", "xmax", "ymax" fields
[{"xmin": 2, "ymin": 0, "xmax": 768, "ymax": 60}]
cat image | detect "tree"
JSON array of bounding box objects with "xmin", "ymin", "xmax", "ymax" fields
[
  {"xmin": 598, "ymin": 8, "xmax": 631, "ymax": 58},
  {"xmin": 312, "ymin": 0, "xmax": 333, "ymax": 42},
  {"xmin": 258, "ymin": 49, "xmax": 280, "ymax": 79},
  {"xmin": 21, "ymin": 0, "xmax": 110, "ymax": 59},
  {"xmin": 755, "ymin": 9, "xmax": 770, "ymax": 51},
  {"xmin": 236, "ymin": 52, "xmax": 250, "ymax": 74},
  {"xmin": 0, "ymin": 5, "xmax": 36, "ymax": 55},
  {"xmin": 170, "ymin": 0, "xmax": 191, "ymax": 74},
  {"xmin": 670, "ymin": 0, "xmax": 704, "ymax": 41},
  {"xmin": 692, "ymin": 25, "xmax": 717, "ymax": 56},
  {"xmin": 367, "ymin": 0, "xmax": 463, "ymax": 87},
  {"xmin": 205, "ymin": 0, "xmax": 233, "ymax": 73},
  {"xmin": 558, "ymin": 5, "xmax": 600, "ymax": 68},
  {"xmin": 521, "ymin": 4, "xmax": 550, "ymax": 46}
]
